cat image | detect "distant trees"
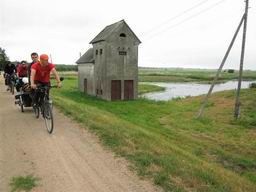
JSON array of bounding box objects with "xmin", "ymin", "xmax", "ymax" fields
[
  {"xmin": 55, "ymin": 64, "xmax": 78, "ymax": 71},
  {"xmin": 0, "ymin": 47, "xmax": 10, "ymax": 70},
  {"xmin": 249, "ymin": 83, "xmax": 256, "ymax": 89},
  {"xmin": 0, "ymin": 48, "xmax": 77, "ymax": 72},
  {"xmin": 223, "ymin": 69, "xmax": 235, "ymax": 73},
  {"xmin": 228, "ymin": 69, "xmax": 235, "ymax": 73}
]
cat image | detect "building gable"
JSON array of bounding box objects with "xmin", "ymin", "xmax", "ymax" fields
[{"xmin": 90, "ymin": 20, "xmax": 141, "ymax": 45}]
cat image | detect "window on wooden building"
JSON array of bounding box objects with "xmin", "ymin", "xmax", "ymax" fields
[{"xmin": 120, "ymin": 33, "xmax": 126, "ymax": 37}]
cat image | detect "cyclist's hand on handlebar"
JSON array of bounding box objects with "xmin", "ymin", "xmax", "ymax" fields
[
  {"xmin": 31, "ymin": 84, "xmax": 37, "ymax": 89},
  {"xmin": 57, "ymin": 82, "xmax": 62, "ymax": 88}
]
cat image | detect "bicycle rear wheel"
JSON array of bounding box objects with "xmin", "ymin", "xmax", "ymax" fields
[{"xmin": 43, "ymin": 102, "xmax": 54, "ymax": 134}]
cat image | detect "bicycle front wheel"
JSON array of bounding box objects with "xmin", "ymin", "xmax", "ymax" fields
[
  {"xmin": 43, "ymin": 102, "xmax": 54, "ymax": 134},
  {"xmin": 33, "ymin": 105, "xmax": 39, "ymax": 118},
  {"xmin": 11, "ymin": 82, "xmax": 15, "ymax": 95}
]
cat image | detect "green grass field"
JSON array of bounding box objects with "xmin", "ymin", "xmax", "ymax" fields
[
  {"xmin": 51, "ymin": 76, "xmax": 256, "ymax": 192},
  {"xmin": 139, "ymin": 68, "xmax": 256, "ymax": 83},
  {"xmin": 138, "ymin": 83, "xmax": 165, "ymax": 95}
]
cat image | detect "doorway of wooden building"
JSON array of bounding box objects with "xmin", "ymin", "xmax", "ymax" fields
[
  {"xmin": 124, "ymin": 80, "xmax": 134, "ymax": 100},
  {"xmin": 111, "ymin": 80, "xmax": 121, "ymax": 101},
  {"xmin": 84, "ymin": 79, "xmax": 87, "ymax": 94}
]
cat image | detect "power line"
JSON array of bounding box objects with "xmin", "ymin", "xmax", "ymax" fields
[
  {"xmin": 143, "ymin": 0, "xmax": 227, "ymax": 42},
  {"xmin": 142, "ymin": 0, "xmax": 211, "ymax": 36}
]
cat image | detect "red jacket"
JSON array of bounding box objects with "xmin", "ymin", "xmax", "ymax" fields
[
  {"xmin": 17, "ymin": 64, "xmax": 28, "ymax": 77},
  {"xmin": 32, "ymin": 62, "xmax": 55, "ymax": 83}
]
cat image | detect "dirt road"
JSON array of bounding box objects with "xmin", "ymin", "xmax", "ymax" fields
[{"xmin": 0, "ymin": 76, "xmax": 160, "ymax": 192}]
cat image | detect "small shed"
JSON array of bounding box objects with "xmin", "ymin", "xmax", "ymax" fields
[
  {"xmin": 77, "ymin": 48, "xmax": 95, "ymax": 95},
  {"xmin": 76, "ymin": 20, "xmax": 141, "ymax": 101}
]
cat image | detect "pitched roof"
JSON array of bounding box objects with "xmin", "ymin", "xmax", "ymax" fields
[
  {"xmin": 90, "ymin": 20, "xmax": 141, "ymax": 44},
  {"xmin": 76, "ymin": 48, "xmax": 94, "ymax": 64}
]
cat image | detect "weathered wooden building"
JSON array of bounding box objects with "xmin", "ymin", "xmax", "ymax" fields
[{"xmin": 76, "ymin": 20, "xmax": 141, "ymax": 101}]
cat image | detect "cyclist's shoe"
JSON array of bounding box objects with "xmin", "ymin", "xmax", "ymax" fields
[
  {"xmin": 6, "ymin": 87, "xmax": 10, "ymax": 91},
  {"xmin": 15, "ymin": 92, "xmax": 21, "ymax": 99},
  {"xmin": 32, "ymin": 103, "xmax": 38, "ymax": 108}
]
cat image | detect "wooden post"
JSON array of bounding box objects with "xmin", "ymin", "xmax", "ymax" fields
[
  {"xmin": 234, "ymin": 0, "xmax": 249, "ymax": 119},
  {"xmin": 50, "ymin": 54, "xmax": 53, "ymax": 63},
  {"xmin": 197, "ymin": 14, "xmax": 245, "ymax": 118}
]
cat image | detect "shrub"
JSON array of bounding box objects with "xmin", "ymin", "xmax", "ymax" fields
[
  {"xmin": 227, "ymin": 69, "xmax": 235, "ymax": 73},
  {"xmin": 249, "ymin": 83, "xmax": 256, "ymax": 89}
]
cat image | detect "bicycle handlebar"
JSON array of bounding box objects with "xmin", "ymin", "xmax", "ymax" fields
[
  {"xmin": 34, "ymin": 77, "xmax": 64, "ymax": 91},
  {"xmin": 35, "ymin": 85, "xmax": 60, "ymax": 90}
]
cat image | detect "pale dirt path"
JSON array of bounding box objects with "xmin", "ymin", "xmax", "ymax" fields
[{"xmin": 0, "ymin": 76, "xmax": 161, "ymax": 192}]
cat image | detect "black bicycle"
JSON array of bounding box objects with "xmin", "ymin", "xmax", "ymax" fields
[{"xmin": 33, "ymin": 78, "xmax": 63, "ymax": 134}]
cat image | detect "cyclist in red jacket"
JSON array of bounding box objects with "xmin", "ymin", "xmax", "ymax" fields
[
  {"xmin": 30, "ymin": 54, "xmax": 61, "ymax": 89},
  {"xmin": 30, "ymin": 54, "xmax": 61, "ymax": 105},
  {"xmin": 28, "ymin": 52, "xmax": 39, "ymax": 84},
  {"xmin": 15, "ymin": 61, "xmax": 29, "ymax": 94},
  {"xmin": 17, "ymin": 61, "xmax": 28, "ymax": 78}
]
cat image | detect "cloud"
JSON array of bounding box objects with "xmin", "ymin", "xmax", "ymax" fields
[{"xmin": 1, "ymin": 0, "xmax": 255, "ymax": 69}]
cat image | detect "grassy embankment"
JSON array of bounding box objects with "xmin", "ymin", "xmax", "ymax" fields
[
  {"xmin": 138, "ymin": 83, "xmax": 165, "ymax": 95},
  {"xmin": 51, "ymin": 76, "xmax": 256, "ymax": 192}
]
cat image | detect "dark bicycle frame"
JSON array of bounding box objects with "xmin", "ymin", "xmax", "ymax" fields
[
  {"xmin": 33, "ymin": 84, "xmax": 58, "ymax": 134},
  {"xmin": 32, "ymin": 77, "xmax": 63, "ymax": 134},
  {"xmin": 35, "ymin": 84, "xmax": 51, "ymax": 113}
]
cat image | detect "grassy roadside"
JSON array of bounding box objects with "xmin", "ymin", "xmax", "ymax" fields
[{"xmin": 51, "ymin": 77, "xmax": 256, "ymax": 192}]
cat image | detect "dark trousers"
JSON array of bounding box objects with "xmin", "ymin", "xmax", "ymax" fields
[
  {"xmin": 5, "ymin": 75, "xmax": 11, "ymax": 86},
  {"xmin": 31, "ymin": 81, "xmax": 50, "ymax": 105},
  {"xmin": 16, "ymin": 78, "xmax": 25, "ymax": 92}
]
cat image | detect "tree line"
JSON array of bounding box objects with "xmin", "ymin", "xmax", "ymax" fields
[
  {"xmin": 0, "ymin": 47, "xmax": 78, "ymax": 72},
  {"xmin": 0, "ymin": 47, "xmax": 9, "ymax": 70}
]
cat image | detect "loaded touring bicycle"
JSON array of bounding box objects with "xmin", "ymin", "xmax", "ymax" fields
[
  {"xmin": 15, "ymin": 77, "xmax": 64, "ymax": 134},
  {"xmin": 15, "ymin": 77, "xmax": 32, "ymax": 112}
]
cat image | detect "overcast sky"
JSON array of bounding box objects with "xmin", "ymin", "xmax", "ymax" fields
[{"xmin": 1, "ymin": 0, "xmax": 255, "ymax": 69}]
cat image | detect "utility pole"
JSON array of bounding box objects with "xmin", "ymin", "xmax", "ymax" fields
[
  {"xmin": 197, "ymin": 14, "xmax": 245, "ymax": 118},
  {"xmin": 197, "ymin": 0, "xmax": 249, "ymax": 118},
  {"xmin": 234, "ymin": 0, "xmax": 249, "ymax": 119}
]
